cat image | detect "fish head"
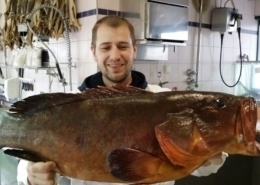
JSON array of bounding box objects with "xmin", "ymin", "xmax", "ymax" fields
[
  {"xmin": 191, "ymin": 93, "xmax": 260, "ymax": 156},
  {"xmin": 223, "ymin": 96, "xmax": 260, "ymax": 155},
  {"xmin": 155, "ymin": 92, "xmax": 260, "ymax": 168}
]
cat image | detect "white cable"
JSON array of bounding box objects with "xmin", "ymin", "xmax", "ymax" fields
[
  {"xmin": 237, "ymin": 18, "xmax": 241, "ymax": 29},
  {"xmin": 224, "ymin": 0, "xmax": 235, "ymax": 8}
]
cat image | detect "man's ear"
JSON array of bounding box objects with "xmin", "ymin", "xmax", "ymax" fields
[
  {"xmin": 133, "ymin": 44, "xmax": 137, "ymax": 59},
  {"xmin": 91, "ymin": 45, "xmax": 97, "ymax": 62}
]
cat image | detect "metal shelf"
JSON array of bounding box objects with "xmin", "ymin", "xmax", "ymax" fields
[
  {"xmin": 0, "ymin": 64, "xmax": 56, "ymax": 70},
  {"xmin": 0, "ymin": 64, "xmax": 63, "ymax": 94}
]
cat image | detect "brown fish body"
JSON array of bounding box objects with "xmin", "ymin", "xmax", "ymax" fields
[{"xmin": 0, "ymin": 86, "xmax": 259, "ymax": 183}]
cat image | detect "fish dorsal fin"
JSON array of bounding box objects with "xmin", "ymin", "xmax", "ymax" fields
[
  {"xmin": 9, "ymin": 85, "xmax": 151, "ymax": 116},
  {"xmin": 83, "ymin": 85, "xmax": 152, "ymax": 97},
  {"xmin": 9, "ymin": 93, "xmax": 89, "ymax": 116}
]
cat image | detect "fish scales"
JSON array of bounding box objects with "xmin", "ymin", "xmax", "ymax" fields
[{"xmin": 0, "ymin": 86, "xmax": 259, "ymax": 184}]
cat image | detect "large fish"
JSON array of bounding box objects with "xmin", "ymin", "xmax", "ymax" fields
[{"xmin": 0, "ymin": 86, "xmax": 259, "ymax": 184}]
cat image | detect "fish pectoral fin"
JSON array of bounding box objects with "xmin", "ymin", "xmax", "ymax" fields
[
  {"xmin": 155, "ymin": 111, "xmax": 210, "ymax": 168},
  {"xmin": 4, "ymin": 149, "xmax": 46, "ymax": 162},
  {"xmin": 107, "ymin": 148, "xmax": 163, "ymax": 182}
]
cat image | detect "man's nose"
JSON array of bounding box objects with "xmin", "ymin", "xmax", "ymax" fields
[{"xmin": 110, "ymin": 47, "xmax": 120, "ymax": 60}]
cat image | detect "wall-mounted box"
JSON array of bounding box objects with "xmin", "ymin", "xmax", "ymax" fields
[
  {"xmin": 211, "ymin": 8, "xmax": 238, "ymax": 33},
  {"xmin": 0, "ymin": 77, "xmax": 19, "ymax": 101},
  {"xmin": 119, "ymin": 0, "xmax": 189, "ymax": 46}
]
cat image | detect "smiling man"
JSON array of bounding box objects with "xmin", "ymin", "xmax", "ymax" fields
[
  {"xmin": 77, "ymin": 15, "xmax": 149, "ymax": 90},
  {"xmin": 90, "ymin": 18, "xmax": 135, "ymax": 86}
]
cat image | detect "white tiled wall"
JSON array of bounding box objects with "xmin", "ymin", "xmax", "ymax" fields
[
  {"xmin": 0, "ymin": 0, "xmax": 258, "ymax": 99},
  {"xmin": 136, "ymin": 0, "xmax": 258, "ymax": 93},
  {"xmin": 97, "ymin": 0, "xmax": 120, "ymax": 10},
  {"xmin": 0, "ymin": 0, "xmax": 99, "ymax": 97},
  {"xmin": 75, "ymin": 0, "xmax": 97, "ymax": 12}
]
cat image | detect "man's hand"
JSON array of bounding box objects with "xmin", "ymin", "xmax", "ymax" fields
[{"xmin": 27, "ymin": 161, "xmax": 57, "ymax": 185}]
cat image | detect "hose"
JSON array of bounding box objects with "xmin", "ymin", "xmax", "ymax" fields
[
  {"xmin": 219, "ymin": 18, "xmax": 242, "ymax": 87},
  {"xmin": 26, "ymin": 4, "xmax": 72, "ymax": 91}
]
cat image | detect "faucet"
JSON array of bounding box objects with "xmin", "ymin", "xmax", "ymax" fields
[
  {"xmin": 186, "ymin": 86, "xmax": 195, "ymax": 91},
  {"xmin": 157, "ymin": 71, "xmax": 168, "ymax": 87},
  {"xmin": 186, "ymin": 77, "xmax": 195, "ymax": 85},
  {"xmin": 241, "ymin": 54, "xmax": 249, "ymax": 62},
  {"xmin": 187, "ymin": 69, "xmax": 197, "ymax": 76}
]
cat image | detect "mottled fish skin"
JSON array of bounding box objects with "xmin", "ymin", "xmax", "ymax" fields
[{"xmin": 0, "ymin": 86, "xmax": 259, "ymax": 184}]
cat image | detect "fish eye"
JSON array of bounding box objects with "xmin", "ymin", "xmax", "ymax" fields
[{"xmin": 215, "ymin": 99, "xmax": 226, "ymax": 108}]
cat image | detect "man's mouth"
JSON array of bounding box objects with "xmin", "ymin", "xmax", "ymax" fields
[{"xmin": 108, "ymin": 64, "xmax": 124, "ymax": 71}]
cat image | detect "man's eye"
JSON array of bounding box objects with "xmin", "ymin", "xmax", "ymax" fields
[
  {"xmin": 101, "ymin": 47, "xmax": 109, "ymax": 50},
  {"xmin": 119, "ymin": 46, "xmax": 128, "ymax": 50}
]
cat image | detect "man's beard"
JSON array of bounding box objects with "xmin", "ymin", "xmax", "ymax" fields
[{"xmin": 105, "ymin": 70, "xmax": 131, "ymax": 83}]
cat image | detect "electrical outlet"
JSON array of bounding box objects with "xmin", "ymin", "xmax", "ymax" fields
[
  {"xmin": 255, "ymin": 67, "xmax": 260, "ymax": 74},
  {"xmin": 164, "ymin": 65, "xmax": 171, "ymax": 74}
]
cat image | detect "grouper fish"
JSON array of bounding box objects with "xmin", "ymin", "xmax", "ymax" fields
[{"xmin": 0, "ymin": 86, "xmax": 259, "ymax": 184}]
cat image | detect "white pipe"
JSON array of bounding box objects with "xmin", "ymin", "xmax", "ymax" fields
[{"xmin": 195, "ymin": 0, "xmax": 203, "ymax": 88}]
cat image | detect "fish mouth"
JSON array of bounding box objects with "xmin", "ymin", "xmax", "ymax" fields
[{"xmin": 235, "ymin": 97, "xmax": 260, "ymax": 155}]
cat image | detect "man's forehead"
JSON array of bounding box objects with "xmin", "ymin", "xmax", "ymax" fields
[
  {"xmin": 99, "ymin": 41, "xmax": 130, "ymax": 45},
  {"xmin": 96, "ymin": 25, "xmax": 132, "ymax": 44},
  {"xmin": 97, "ymin": 24, "xmax": 130, "ymax": 34}
]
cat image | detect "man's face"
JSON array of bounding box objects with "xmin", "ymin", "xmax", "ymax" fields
[{"xmin": 91, "ymin": 24, "xmax": 136, "ymax": 84}]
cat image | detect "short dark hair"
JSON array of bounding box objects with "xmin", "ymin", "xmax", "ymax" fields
[{"xmin": 91, "ymin": 15, "xmax": 136, "ymax": 48}]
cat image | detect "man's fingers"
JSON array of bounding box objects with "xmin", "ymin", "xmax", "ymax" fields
[
  {"xmin": 28, "ymin": 161, "xmax": 57, "ymax": 173},
  {"xmin": 27, "ymin": 161, "xmax": 58, "ymax": 185},
  {"xmin": 31, "ymin": 170, "xmax": 56, "ymax": 180}
]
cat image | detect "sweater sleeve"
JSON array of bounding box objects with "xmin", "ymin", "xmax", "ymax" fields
[
  {"xmin": 191, "ymin": 152, "xmax": 228, "ymax": 176},
  {"xmin": 17, "ymin": 160, "xmax": 29, "ymax": 185},
  {"xmin": 145, "ymin": 84, "xmax": 171, "ymax": 92}
]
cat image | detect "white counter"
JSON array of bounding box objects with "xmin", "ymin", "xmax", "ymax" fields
[{"xmin": 257, "ymin": 120, "xmax": 260, "ymax": 131}]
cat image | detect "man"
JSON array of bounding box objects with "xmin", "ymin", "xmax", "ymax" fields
[{"xmin": 17, "ymin": 15, "xmax": 226, "ymax": 185}]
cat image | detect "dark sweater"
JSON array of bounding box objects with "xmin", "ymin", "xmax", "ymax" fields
[{"xmin": 78, "ymin": 71, "xmax": 148, "ymax": 91}]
